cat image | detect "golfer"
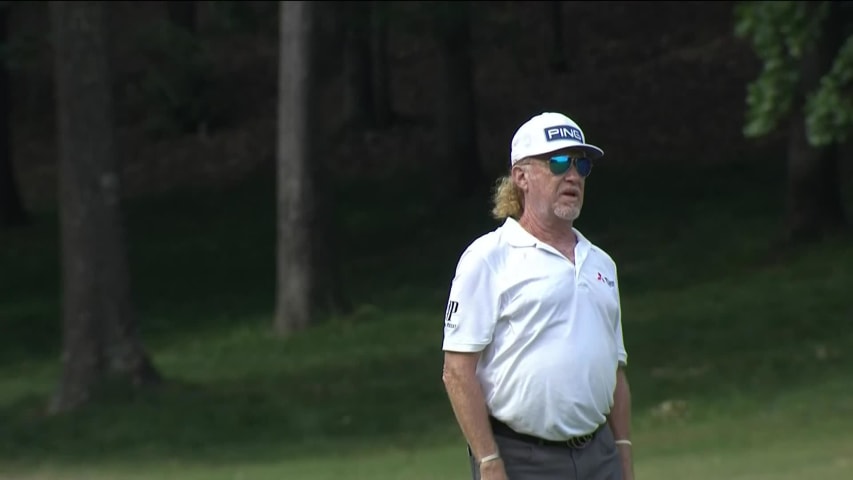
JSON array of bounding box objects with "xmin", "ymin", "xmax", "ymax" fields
[{"xmin": 441, "ymin": 112, "xmax": 634, "ymax": 480}]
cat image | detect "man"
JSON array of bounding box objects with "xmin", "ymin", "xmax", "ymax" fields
[{"xmin": 441, "ymin": 112, "xmax": 633, "ymax": 480}]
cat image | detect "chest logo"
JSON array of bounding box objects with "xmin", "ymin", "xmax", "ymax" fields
[{"xmin": 596, "ymin": 272, "xmax": 615, "ymax": 288}]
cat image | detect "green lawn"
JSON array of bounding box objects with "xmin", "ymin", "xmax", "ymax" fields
[{"xmin": 1, "ymin": 159, "xmax": 852, "ymax": 479}]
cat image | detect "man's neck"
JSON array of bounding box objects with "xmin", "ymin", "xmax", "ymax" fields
[{"xmin": 518, "ymin": 213, "xmax": 577, "ymax": 254}]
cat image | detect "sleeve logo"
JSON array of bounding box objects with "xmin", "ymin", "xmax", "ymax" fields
[{"xmin": 444, "ymin": 300, "xmax": 459, "ymax": 329}]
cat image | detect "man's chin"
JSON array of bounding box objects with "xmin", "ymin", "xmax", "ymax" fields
[{"xmin": 554, "ymin": 206, "xmax": 581, "ymax": 222}]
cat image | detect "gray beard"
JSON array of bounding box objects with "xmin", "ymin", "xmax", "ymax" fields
[{"xmin": 553, "ymin": 203, "xmax": 581, "ymax": 221}]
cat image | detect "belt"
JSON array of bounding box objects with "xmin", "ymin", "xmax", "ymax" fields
[{"xmin": 488, "ymin": 416, "xmax": 598, "ymax": 449}]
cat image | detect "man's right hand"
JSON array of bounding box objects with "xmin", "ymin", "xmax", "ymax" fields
[{"xmin": 479, "ymin": 458, "xmax": 509, "ymax": 480}]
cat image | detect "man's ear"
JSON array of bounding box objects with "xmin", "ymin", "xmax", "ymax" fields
[{"xmin": 511, "ymin": 164, "xmax": 529, "ymax": 192}]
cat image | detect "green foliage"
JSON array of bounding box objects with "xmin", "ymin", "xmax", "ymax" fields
[
  {"xmin": 807, "ymin": 35, "xmax": 853, "ymax": 145},
  {"xmin": 734, "ymin": 1, "xmax": 822, "ymax": 138},
  {"xmin": 735, "ymin": 1, "xmax": 853, "ymax": 146}
]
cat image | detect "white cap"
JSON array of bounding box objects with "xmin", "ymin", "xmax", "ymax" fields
[{"xmin": 510, "ymin": 112, "xmax": 604, "ymax": 165}]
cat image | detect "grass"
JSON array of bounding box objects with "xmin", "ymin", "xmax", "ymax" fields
[{"xmin": 1, "ymin": 158, "xmax": 852, "ymax": 479}]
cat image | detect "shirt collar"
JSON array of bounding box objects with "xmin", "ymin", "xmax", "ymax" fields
[{"xmin": 501, "ymin": 217, "xmax": 591, "ymax": 252}]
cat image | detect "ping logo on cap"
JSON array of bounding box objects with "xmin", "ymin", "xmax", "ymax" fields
[{"xmin": 544, "ymin": 125, "xmax": 583, "ymax": 143}]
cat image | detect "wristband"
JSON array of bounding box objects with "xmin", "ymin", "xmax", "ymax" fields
[
  {"xmin": 615, "ymin": 439, "xmax": 632, "ymax": 447},
  {"xmin": 479, "ymin": 452, "xmax": 501, "ymax": 466}
]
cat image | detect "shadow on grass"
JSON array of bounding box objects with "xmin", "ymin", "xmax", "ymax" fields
[{"xmin": 0, "ymin": 342, "xmax": 454, "ymax": 466}]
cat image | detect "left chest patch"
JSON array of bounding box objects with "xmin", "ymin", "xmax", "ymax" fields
[{"xmin": 595, "ymin": 271, "xmax": 616, "ymax": 288}]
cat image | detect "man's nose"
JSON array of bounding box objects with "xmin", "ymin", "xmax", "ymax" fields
[{"xmin": 563, "ymin": 166, "xmax": 582, "ymax": 182}]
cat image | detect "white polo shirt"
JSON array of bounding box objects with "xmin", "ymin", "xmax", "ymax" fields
[{"xmin": 442, "ymin": 218, "xmax": 627, "ymax": 441}]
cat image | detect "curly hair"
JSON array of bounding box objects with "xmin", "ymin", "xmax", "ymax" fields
[{"xmin": 490, "ymin": 174, "xmax": 524, "ymax": 220}]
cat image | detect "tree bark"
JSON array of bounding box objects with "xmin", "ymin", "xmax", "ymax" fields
[
  {"xmin": 436, "ymin": 1, "xmax": 483, "ymax": 197},
  {"xmin": 100, "ymin": 173, "xmax": 160, "ymax": 385},
  {"xmin": 95, "ymin": 5, "xmax": 160, "ymax": 387},
  {"xmin": 342, "ymin": 2, "xmax": 373, "ymax": 129},
  {"xmin": 0, "ymin": 2, "xmax": 28, "ymax": 228},
  {"xmin": 786, "ymin": 121, "xmax": 846, "ymax": 243},
  {"xmin": 369, "ymin": 0, "xmax": 392, "ymax": 128},
  {"xmin": 275, "ymin": 1, "xmax": 315, "ymax": 335},
  {"xmin": 50, "ymin": 0, "xmax": 108, "ymax": 414},
  {"xmin": 341, "ymin": 1, "xmax": 392, "ymax": 130},
  {"xmin": 785, "ymin": 1, "xmax": 848, "ymax": 243},
  {"xmin": 311, "ymin": 159, "xmax": 350, "ymax": 316},
  {"xmin": 49, "ymin": 1, "xmax": 159, "ymax": 414}
]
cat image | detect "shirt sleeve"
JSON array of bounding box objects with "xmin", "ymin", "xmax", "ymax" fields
[{"xmin": 441, "ymin": 245, "xmax": 500, "ymax": 353}]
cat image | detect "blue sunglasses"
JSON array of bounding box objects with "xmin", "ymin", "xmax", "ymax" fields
[{"xmin": 547, "ymin": 154, "xmax": 593, "ymax": 177}]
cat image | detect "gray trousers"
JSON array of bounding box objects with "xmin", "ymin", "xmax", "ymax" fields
[{"xmin": 468, "ymin": 425, "xmax": 622, "ymax": 480}]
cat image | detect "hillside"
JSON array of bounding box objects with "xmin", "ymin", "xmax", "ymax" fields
[{"xmin": 8, "ymin": 1, "xmax": 767, "ymax": 210}]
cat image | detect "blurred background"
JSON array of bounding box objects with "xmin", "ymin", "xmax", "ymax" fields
[{"xmin": 1, "ymin": 1, "xmax": 852, "ymax": 479}]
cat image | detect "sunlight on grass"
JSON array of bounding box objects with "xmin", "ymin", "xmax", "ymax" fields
[{"xmin": 5, "ymin": 401, "xmax": 852, "ymax": 480}]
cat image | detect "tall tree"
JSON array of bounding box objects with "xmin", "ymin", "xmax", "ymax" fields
[
  {"xmin": 369, "ymin": 1, "xmax": 392, "ymax": 128},
  {"xmin": 275, "ymin": 1, "xmax": 350, "ymax": 336},
  {"xmin": 49, "ymin": 1, "xmax": 159, "ymax": 414},
  {"xmin": 311, "ymin": 1, "xmax": 352, "ymax": 318},
  {"xmin": 0, "ymin": 1, "xmax": 28, "ymax": 228},
  {"xmin": 275, "ymin": 0, "xmax": 316, "ymax": 335},
  {"xmin": 435, "ymin": 1, "xmax": 484, "ymax": 197},
  {"xmin": 342, "ymin": 3, "xmax": 373, "ymax": 128},
  {"xmin": 341, "ymin": 1, "xmax": 393, "ymax": 129},
  {"xmin": 784, "ymin": 2, "xmax": 847, "ymax": 242},
  {"xmin": 736, "ymin": 1, "xmax": 853, "ymax": 243}
]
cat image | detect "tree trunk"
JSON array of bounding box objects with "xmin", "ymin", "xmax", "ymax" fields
[
  {"xmin": 786, "ymin": 122, "xmax": 846, "ymax": 243},
  {"xmin": 785, "ymin": 1, "xmax": 848, "ymax": 243},
  {"xmin": 95, "ymin": 4, "xmax": 160, "ymax": 387},
  {"xmin": 0, "ymin": 2, "xmax": 28, "ymax": 228},
  {"xmin": 436, "ymin": 1, "xmax": 483, "ymax": 197},
  {"xmin": 342, "ymin": 3, "xmax": 373, "ymax": 129},
  {"xmin": 50, "ymin": 0, "xmax": 108, "ymax": 414},
  {"xmin": 49, "ymin": 1, "xmax": 159, "ymax": 414},
  {"xmin": 311, "ymin": 159, "xmax": 351, "ymax": 316},
  {"xmin": 99, "ymin": 169, "xmax": 160, "ymax": 385},
  {"xmin": 275, "ymin": 1, "xmax": 315, "ymax": 335},
  {"xmin": 370, "ymin": 0, "xmax": 392, "ymax": 128},
  {"xmin": 341, "ymin": 1, "xmax": 393, "ymax": 130}
]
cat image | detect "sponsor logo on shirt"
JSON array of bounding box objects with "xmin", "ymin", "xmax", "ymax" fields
[
  {"xmin": 597, "ymin": 272, "xmax": 615, "ymax": 287},
  {"xmin": 444, "ymin": 300, "xmax": 459, "ymax": 329}
]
